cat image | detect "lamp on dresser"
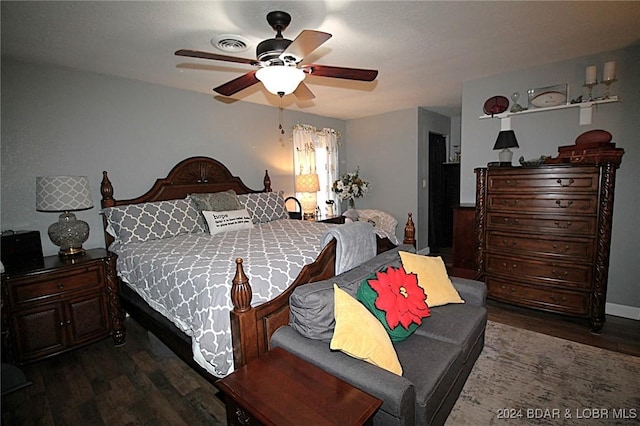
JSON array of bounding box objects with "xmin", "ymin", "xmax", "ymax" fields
[
  {"xmin": 36, "ymin": 175, "xmax": 94, "ymax": 257},
  {"xmin": 493, "ymin": 130, "xmax": 519, "ymax": 164},
  {"xmin": 295, "ymin": 173, "xmax": 320, "ymax": 220}
]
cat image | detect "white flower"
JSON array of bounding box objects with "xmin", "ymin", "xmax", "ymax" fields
[{"xmin": 332, "ymin": 167, "xmax": 370, "ymax": 201}]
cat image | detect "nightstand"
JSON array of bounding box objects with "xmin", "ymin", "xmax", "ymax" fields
[
  {"xmin": 315, "ymin": 215, "xmax": 346, "ymax": 224},
  {"xmin": 1, "ymin": 248, "xmax": 125, "ymax": 364}
]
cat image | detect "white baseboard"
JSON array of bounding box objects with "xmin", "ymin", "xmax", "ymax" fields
[{"xmin": 605, "ymin": 302, "xmax": 640, "ymax": 320}]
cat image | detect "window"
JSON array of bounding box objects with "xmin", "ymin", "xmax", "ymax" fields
[{"xmin": 292, "ymin": 125, "xmax": 340, "ymax": 216}]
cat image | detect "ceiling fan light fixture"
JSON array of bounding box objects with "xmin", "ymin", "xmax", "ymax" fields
[{"xmin": 255, "ymin": 65, "xmax": 305, "ymax": 96}]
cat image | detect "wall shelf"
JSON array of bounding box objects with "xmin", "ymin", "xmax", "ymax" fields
[{"xmin": 479, "ymin": 96, "xmax": 619, "ymax": 126}]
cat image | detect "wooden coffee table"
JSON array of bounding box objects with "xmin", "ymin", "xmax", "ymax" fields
[{"xmin": 216, "ymin": 347, "xmax": 382, "ymax": 425}]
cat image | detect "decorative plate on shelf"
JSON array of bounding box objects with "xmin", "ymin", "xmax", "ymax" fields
[
  {"xmin": 527, "ymin": 84, "xmax": 567, "ymax": 108},
  {"xmin": 483, "ymin": 96, "xmax": 509, "ymax": 116}
]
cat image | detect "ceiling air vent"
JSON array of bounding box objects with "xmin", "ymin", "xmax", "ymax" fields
[{"xmin": 211, "ymin": 34, "xmax": 249, "ymax": 52}]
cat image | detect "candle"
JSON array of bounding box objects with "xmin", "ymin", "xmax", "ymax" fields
[
  {"xmin": 603, "ymin": 61, "xmax": 616, "ymax": 81},
  {"xmin": 585, "ymin": 65, "xmax": 597, "ymax": 84}
]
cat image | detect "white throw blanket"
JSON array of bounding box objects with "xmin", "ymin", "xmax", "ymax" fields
[{"xmin": 321, "ymin": 221, "xmax": 377, "ymax": 274}]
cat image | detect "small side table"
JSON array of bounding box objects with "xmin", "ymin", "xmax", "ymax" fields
[
  {"xmin": 1, "ymin": 248, "xmax": 124, "ymax": 364},
  {"xmin": 217, "ymin": 347, "xmax": 381, "ymax": 426},
  {"xmin": 315, "ymin": 215, "xmax": 346, "ymax": 224}
]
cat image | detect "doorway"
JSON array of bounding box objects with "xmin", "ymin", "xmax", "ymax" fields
[{"xmin": 428, "ymin": 132, "xmax": 460, "ymax": 261}]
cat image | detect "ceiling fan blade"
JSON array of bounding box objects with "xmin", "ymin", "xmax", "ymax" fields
[
  {"xmin": 213, "ymin": 70, "xmax": 259, "ymax": 96},
  {"xmin": 279, "ymin": 30, "xmax": 332, "ymax": 63},
  {"xmin": 293, "ymin": 82, "xmax": 315, "ymax": 100},
  {"xmin": 301, "ymin": 64, "xmax": 378, "ymax": 81},
  {"xmin": 175, "ymin": 49, "xmax": 257, "ymax": 66}
]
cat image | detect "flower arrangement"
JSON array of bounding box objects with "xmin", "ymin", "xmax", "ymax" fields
[{"xmin": 332, "ymin": 167, "xmax": 370, "ymax": 208}]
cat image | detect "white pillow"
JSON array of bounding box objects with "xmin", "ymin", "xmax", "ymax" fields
[{"xmin": 202, "ymin": 209, "xmax": 254, "ymax": 235}]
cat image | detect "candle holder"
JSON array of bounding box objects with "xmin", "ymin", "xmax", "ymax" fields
[
  {"xmin": 583, "ymin": 81, "xmax": 598, "ymax": 101},
  {"xmin": 601, "ymin": 78, "xmax": 617, "ymax": 99}
]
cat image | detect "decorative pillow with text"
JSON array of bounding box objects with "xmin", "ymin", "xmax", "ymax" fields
[{"xmin": 202, "ymin": 209, "xmax": 254, "ymax": 235}]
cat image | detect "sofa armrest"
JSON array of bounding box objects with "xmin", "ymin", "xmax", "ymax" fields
[
  {"xmin": 272, "ymin": 326, "xmax": 415, "ymax": 421},
  {"xmin": 451, "ymin": 277, "xmax": 487, "ymax": 306}
]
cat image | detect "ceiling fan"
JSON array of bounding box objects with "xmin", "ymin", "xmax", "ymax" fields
[{"xmin": 175, "ymin": 11, "xmax": 378, "ymax": 100}]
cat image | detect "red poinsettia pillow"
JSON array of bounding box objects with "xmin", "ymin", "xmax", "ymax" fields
[{"xmin": 357, "ymin": 266, "xmax": 431, "ymax": 342}]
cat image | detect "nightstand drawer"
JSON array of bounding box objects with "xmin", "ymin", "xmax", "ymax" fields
[{"xmin": 10, "ymin": 266, "xmax": 103, "ymax": 304}]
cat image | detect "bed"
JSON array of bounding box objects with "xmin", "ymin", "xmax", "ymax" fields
[{"xmin": 100, "ymin": 156, "xmax": 415, "ymax": 381}]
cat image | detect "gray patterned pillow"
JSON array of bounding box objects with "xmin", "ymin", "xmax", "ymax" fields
[
  {"xmin": 188, "ymin": 191, "xmax": 243, "ymax": 212},
  {"xmin": 103, "ymin": 198, "xmax": 204, "ymax": 245},
  {"xmin": 237, "ymin": 191, "xmax": 289, "ymax": 224},
  {"xmin": 189, "ymin": 191, "xmax": 244, "ymax": 230}
]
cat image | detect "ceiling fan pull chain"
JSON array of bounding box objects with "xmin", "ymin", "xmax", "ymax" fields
[{"xmin": 278, "ymin": 98, "xmax": 285, "ymax": 135}]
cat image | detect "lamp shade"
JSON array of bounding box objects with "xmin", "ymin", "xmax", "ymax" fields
[
  {"xmin": 295, "ymin": 173, "xmax": 320, "ymax": 193},
  {"xmin": 493, "ymin": 130, "xmax": 520, "ymax": 150},
  {"xmin": 256, "ymin": 65, "xmax": 305, "ymax": 96},
  {"xmin": 36, "ymin": 176, "xmax": 94, "ymax": 212}
]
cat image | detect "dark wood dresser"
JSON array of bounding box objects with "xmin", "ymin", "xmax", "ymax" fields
[
  {"xmin": 475, "ymin": 163, "xmax": 622, "ymax": 333},
  {"xmin": 1, "ymin": 248, "xmax": 124, "ymax": 364}
]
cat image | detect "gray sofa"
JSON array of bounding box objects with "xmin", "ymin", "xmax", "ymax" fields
[{"xmin": 271, "ymin": 246, "xmax": 487, "ymax": 426}]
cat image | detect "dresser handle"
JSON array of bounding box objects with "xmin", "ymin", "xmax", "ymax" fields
[
  {"xmin": 551, "ymin": 269, "xmax": 569, "ymax": 277},
  {"xmin": 235, "ymin": 408, "xmax": 251, "ymax": 425},
  {"xmin": 554, "ymin": 220, "xmax": 572, "ymax": 229},
  {"xmin": 552, "ymin": 244, "xmax": 571, "ymax": 253},
  {"xmin": 555, "ymin": 200, "xmax": 574, "ymax": 208},
  {"xmin": 57, "ymin": 283, "xmax": 64, "ymax": 289},
  {"xmin": 556, "ymin": 178, "xmax": 575, "ymax": 187},
  {"xmin": 501, "ymin": 262, "xmax": 518, "ymax": 272},
  {"xmin": 504, "ymin": 179, "xmax": 520, "ymax": 187},
  {"xmin": 501, "ymin": 239, "xmax": 518, "ymax": 246},
  {"xmin": 549, "ymin": 294, "xmax": 568, "ymax": 302}
]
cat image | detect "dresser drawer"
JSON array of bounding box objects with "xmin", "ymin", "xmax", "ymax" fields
[
  {"xmin": 486, "ymin": 231, "xmax": 594, "ymax": 261},
  {"xmin": 487, "ymin": 167, "xmax": 599, "ymax": 193},
  {"xmin": 486, "ymin": 212, "xmax": 596, "ymax": 236},
  {"xmin": 487, "ymin": 278, "xmax": 589, "ymax": 316},
  {"xmin": 487, "ymin": 193, "xmax": 598, "ymax": 214},
  {"xmin": 9, "ymin": 266, "xmax": 103, "ymax": 305},
  {"xmin": 486, "ymin": 254, "xmax": 592, "ymax": 289}
]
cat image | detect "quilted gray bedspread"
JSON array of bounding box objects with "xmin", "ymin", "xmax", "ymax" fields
[{"xmin": 111, "ymin": 219, "xmax": 342, "ymax": 377}]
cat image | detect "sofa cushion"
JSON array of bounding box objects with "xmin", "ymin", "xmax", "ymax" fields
[
  {"xmin": 357, "ymin": 267, "xmax": 430, "ymax": 342},
  {"xmin": 330, "ymin": 285, "xmax": 402, "ymax": 375},
  {"xmin": 289, "ymin": 246, "xmax": 414, "ymax": 341},
  {"xmin": 414, "ymin": 303, "xmax": 487, "ymax": 361},
  {"xmin": 394, "ymin": 334, "xmax": 465, "ymax": 426},
  {"xmin": 399, "ymin": 251, "xmax": 465, "ymax": 307}
]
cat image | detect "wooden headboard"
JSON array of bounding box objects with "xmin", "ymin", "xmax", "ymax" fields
[{"xmin": 100, "ymin": 156, "xmax": 271, "ymax": 247}]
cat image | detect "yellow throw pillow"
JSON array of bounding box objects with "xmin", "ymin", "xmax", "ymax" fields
[
  {"xmin": 330, "ymin": 284, "xmax": 403, "ymax": 376},
  {"xmin": 399, "ymin": 251, "xmax": 465, "ymax": 307}
]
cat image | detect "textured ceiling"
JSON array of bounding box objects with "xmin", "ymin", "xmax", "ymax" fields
[{"xmin": 2, "ymin": 1, "xmax": 640, "ymax": 120}]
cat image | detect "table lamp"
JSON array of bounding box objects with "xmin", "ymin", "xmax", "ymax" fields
[
  {"xmin": 493, "ymin": 130, "xmax": 519, "ymax": 164},
  {"xmin": 295, "ymin": 173, "xmax": 320, "ymax": 220},
  {"xmin": 36, "ymin": 176, "xmax": 94, "ymax": 256}
]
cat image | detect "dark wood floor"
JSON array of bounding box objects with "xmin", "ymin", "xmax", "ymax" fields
[
  {"xmin": 2, "ymin": 303, "xmax": 638, "ymax": 425},
  {"xmin": 1, "ymin": 317, "xmax": 226, "ymax": 425}
]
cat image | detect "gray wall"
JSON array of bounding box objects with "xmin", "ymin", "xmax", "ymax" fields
[
  {"xmin": 1, "ymin": 59, "xmax": 345, "ymax": 255},
  {"xmin": 460, "ymin": 44, "xmax": 640, "ymax": 316},
  {"xmin": 345, "ymin": 108, "xmax": 419, "ymax": 245}
]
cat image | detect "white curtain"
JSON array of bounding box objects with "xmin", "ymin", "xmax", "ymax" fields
[{"xmin": 292, "ymin": 124, "xmax": 340, "ymax": 216}]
